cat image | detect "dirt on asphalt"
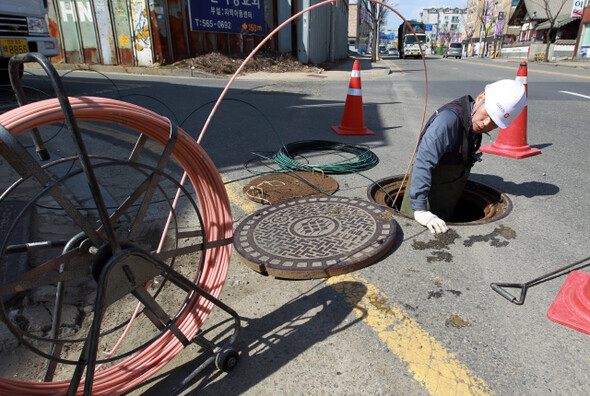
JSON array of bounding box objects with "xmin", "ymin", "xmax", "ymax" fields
[{"xmin": 170, "ymin": 50, "xmax": 345, "ymax": 76}]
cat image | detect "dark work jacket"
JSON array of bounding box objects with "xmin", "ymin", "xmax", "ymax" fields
[
  {"xmin": 400, "ymin": 95, "xmax": 482, "ymax": 220},
  {"xmin": 421, "ymin": 95, "xmax": 482, "ymax": 167}
]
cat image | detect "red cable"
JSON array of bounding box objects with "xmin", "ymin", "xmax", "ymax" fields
[
  {"xmin": 0, "ymin": 1, "xmax": 429, "ymax": 393},
  {"xmin": 200, "ymin": 0, "xmax": 428, "ymax": 209},
  {"xmin": 0, "ymin": 96, "xmax": 233, "ymax": 395}
]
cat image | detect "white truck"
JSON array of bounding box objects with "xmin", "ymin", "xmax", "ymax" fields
[
  {"xmin": 0, "ymin": 0, "xmax": 59, "ymax": 81},
  {"xmin": 397, "ymin": 21, "xmax": 428, "ymax": 59}
]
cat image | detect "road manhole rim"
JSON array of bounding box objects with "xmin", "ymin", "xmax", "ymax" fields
[
  {"xmin": 366, "ymin": 175, "xmax": 513, "ymax": 226},
  {"xmin": 233, "ymin": 196, "xmax": 398, "ymax": 279}
]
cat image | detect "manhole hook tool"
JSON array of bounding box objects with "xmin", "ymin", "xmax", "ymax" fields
[{"xmin": 491, "ymin": 255, "xmax": 590, "ymax": 305}]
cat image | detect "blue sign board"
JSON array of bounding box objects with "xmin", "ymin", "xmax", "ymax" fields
[
  {"xmin": 188, "ymin": 0, "xmax": 266, "ymax": 36},
  {"xmin": 425, "ymin": 25, "xmax": 433, "ymax": 31}
]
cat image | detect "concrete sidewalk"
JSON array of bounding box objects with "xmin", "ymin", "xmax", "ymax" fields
[{"xmin": 24, "ymin": 54, "xmax": 392, "ymax": 81}]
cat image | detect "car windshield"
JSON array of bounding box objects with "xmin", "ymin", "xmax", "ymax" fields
[
  {"xmin": 450, "ymin": 43, "xmax": 462, "ymax": 48},
  {"xmin": 406, "ymin": 35, "xmax": 427, "ymax": 44}
]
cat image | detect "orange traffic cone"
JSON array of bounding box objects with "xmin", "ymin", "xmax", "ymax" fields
[
  {"xmin": 479, "ymin": 62, "xmax": 541, "ymax": 159},
  {"xmin": 331, "ymin": 60, "xmax": 374, "ymax": 136},
  {"xmin": 547, "ymin": 271, "xmax": 590, "ymax": 334}
]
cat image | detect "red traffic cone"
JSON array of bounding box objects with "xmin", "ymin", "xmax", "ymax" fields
[
  {"xmin": 479, "ymin": 62, "xmax": 541, "ymax": 159},
  {"xmin": 331, "ymin": 60, "xmax": 374, "ymax": 136},
  {"xmin": 547, "ymin": 271, "xmax": 590, "ymax": 335}
]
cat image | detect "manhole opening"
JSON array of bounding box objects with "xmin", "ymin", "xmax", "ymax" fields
[{"xmin": 367, "ymin": 175, "xmax": 512, "ymax": 225}]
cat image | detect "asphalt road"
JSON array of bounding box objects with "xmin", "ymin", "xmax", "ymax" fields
[{"xmin": 2, "ymin": 56, "xmax": 590, "ymax": 395}]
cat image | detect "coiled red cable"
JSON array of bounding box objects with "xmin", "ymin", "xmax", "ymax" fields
[
  {"xmin": 0, "ymin": 96, "xmax": 233, "ymax": 395},
  {"xmin": 0, "ymin": 1, "xmax": 429, "ymax": 393}
]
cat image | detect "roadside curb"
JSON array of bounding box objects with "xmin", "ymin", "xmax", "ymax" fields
[
  {"xmin": 25, "ymin": 62, "xmax": 226, "ymax": 79},
  {"xmin": 462, "ymin": 55, "xmax": 590, "ymax": 70},
  {"xmin": 24, "ymin": 57, "xmax": 394, "ymax": 82}
]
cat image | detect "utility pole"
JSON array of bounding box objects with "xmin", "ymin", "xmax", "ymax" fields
[
  {"xmin": 479, "ymin": 0, "xmax": 487, "ymax": 57},
  {"xmin": 437, "ymin": 11, "xmax": 440, "ymax": 54}
]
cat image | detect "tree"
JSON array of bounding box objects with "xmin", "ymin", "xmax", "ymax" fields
[
  {"xmin": 530, "ymin": 0, "xmax": 570, "ymax": 62},
  {"xmin": 464, "ymin": 1, "xmax": 479, "ymax": 51},
  {"xmin": 361, "ymin": 0, "xmax": 397, "ymax": 62},
  {"xmin": 476, "ymin": 0, "xmax": 501, "ymax": 57}
]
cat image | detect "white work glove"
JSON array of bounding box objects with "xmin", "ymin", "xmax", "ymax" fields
[{"xmin": 414, "ymin": 210, "xmax": 448, "ymax": 234}]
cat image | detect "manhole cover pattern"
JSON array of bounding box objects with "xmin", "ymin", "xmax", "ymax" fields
[{"xmin": 234, "ymin": 196, "xmax": 397, "ymax": 279}]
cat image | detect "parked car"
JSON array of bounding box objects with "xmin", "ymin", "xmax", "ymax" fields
[
  {"xmin": 387, "ymin": 47, "xmax": 399, "ymax": 56},
  {"xmin": 443, "ymin": 42, "xmax": 463, "ymax": 59}
]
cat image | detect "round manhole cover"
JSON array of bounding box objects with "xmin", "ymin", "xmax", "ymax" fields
[{"xmin": 234, "ymin": 196, "xmax": 398, "ymax": 279}]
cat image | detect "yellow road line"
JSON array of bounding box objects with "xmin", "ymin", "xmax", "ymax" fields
[
  {"xmin": 222, "ymin": 175, "xmax": 259, "ymax": 215},
  {"xmin": 387, "ymin": 60, "xmax": 406, "ymax": 76},
  {"xmin": 327, "ymin": 273, "xmax": 494, "ymax": 396},
  {"xmin": 459, "ymin": 59, "xmax": 590, "ymax": 79},
  {"xmin": 226, "ymin": 177, "xmax": 493, "ymax": 395}
]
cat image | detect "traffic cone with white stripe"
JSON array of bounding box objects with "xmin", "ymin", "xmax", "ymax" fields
[
  {"xmin": 479, "ymin": 62, "xmax": 541, "ymax": 159},
  {"xmin": 332, "ymin": 60, "xmax": 374, "ymax": 135}
]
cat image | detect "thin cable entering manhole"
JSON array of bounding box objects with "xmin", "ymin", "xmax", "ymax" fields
[{"xmin": 367, "ymin": 175, "xmax": 512, "ymax": 225}]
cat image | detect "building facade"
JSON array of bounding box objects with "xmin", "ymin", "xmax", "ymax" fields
[
  {"xmin": 462, "ymin": 0, "xmax": 515, "ymax": 57},
  {"xmin": 462, "ymin": 0, "xmax": 587, "ymax": 60},
  {"xmin": 45, "ymin": 0, "xmax": 349, "ymax": 67},
  {"xmin": 420, "ymin": 7, "xmax": 467, "ymax": 53},
  {"xmin": 347, "ymin": 0, "xmax": 374, "ymax": 54},
  {"xmin": 576, "ymin": 1, "xmax": 590, "ymax": 59}
]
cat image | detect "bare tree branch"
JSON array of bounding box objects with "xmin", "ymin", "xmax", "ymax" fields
[
  {"xmin": 528, "ymin": 0, "xmax": 570, "ymax": 61},
  {"xmin": 361, "ymin": 0, "xmax": 398, "ymax": 62}
]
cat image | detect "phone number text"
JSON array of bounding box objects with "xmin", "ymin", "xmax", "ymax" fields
[{"xmin": 193, "ymin": 19, "xmax": 232, "ymax": 30}]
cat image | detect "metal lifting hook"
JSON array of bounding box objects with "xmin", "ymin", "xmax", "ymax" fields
[{"xmin": 491, "ymin": 255, "xmax": 590, "ymax": 305}]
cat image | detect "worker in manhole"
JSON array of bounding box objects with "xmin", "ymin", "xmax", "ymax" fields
[{"xmin": 400, "ymin": 79, "xmax": 526, "ymax": 233}]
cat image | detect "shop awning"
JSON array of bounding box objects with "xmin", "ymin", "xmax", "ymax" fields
[{"xmin": 536, "ymin": 15, "xmax": 578, "ymax": 30}]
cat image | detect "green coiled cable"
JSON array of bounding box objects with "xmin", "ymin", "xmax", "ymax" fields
[{"xmin": 272, "ymin": 140, "xmax": 379, "ymax": 174}]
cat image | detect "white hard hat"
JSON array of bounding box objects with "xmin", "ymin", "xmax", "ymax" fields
[{"xmin": 484, "ymin": 79, "xmax": 527, "ymax": 129}]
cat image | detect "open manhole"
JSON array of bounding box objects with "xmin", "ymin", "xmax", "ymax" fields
[
  {"xmin": 233, "ymin": 196, "xmax": 398, "ymax": 279},
  {"xmin": 367, "ymin": 175, "xmax": 512, "ymax": 225}
]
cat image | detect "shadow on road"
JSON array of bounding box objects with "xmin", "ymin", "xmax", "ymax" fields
[
  {"xmin": 132, "ymin": 280, "xmax": 368, "ymax": 395},
  {"xmin": 471, "ymin": 173, "xmax": 559, "ymax": 198}
]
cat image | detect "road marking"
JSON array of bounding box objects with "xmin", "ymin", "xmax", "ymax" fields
[
  {"xmin": 327, "ymin": 273, "xmax": 494, "ymax": 396},
  {"xmin": 460, "ymin": 59, "xmax": 590, "ymax": 79},
  {"xmin": 223, "ymin": 176, "xmax": 259, "ymax": 215},
  {"xmin": 386, "ymin": 60, "xmax": 406, "ymax": 76},
  {"xmin": 560, "ymin": 90, "xmax": 590, "ymax": 99},
  {"xmin": 289, "ymin": 103, "xmax": 342, "ymax": 109},
  {"xmin": 226, "ymin": 177, "xmax": 493, "ymax": 395}
]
